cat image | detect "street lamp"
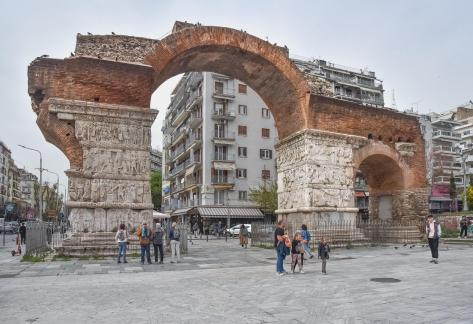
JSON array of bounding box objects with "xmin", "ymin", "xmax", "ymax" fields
[{"xmin": 18, "ymin": 145, "xmax": 43, "ymax": 220}]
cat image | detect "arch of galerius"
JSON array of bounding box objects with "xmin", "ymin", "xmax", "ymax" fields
[{"xmin": 27, "ymin": 21, "xmax": 429, "ymax": 234}]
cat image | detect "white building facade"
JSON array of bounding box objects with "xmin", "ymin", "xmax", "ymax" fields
[{"xmin": 162, "ymin": 72, "xmax": 277, "ymax": 224}]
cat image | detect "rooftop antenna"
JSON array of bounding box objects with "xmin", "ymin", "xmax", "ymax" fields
[{"xmin": 391, "ymin": 89, "xmax": 397, "ymax": 110}]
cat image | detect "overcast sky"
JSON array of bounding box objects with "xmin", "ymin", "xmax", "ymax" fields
[{"xmin": 1, "ymin": 0, "xmax": 472, "ymax": 190}]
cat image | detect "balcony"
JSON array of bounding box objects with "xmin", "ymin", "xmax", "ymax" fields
[
  {"xmin": 185, "ymin": 91, "xmax": 203, "ymax": 111},
  {"xmin": 212, "ymin": 131, "xmax": 236, "ymax": 145},
  {"xmin": 189, "ymin": 114, "xmax": 202, "ymax": 129},
  {"xmin": 170, "ymin": 127, "xmax": 190, "ymax": 146},
  {"xmin": 170, "ymin": 143, "xmax": 190, "ymax": 162},
  {"xmin": 171, "ymin": 106, "xmax": 191, "ymax": 127},
  {"xmin": 211, "ymin": 176, "xmax": 235, "ymax": 188},
  {"xmin": 167, "ymin": 160, "xmax": 191, "ymax": 179},
  {"xmin": 433, "ymin": 162, "xmax": 462, "ymax": 170},
  {"xmin": 212, "ymin": 86, "xmax": 235, "ymax": 99},
  {"xmin": 187, "ymin": 135, "xmax": 202, "ymax": 152},
  {"xmin": 433, "ymin": 130, "xmax": 461, "ymax": 141},
  {"xmin": 433, "ymin": 145, "xmax": 459, "ymax": 155},
  {"xmin": 433, "ymin": 176, "xmax": 463, "ymax": 185},
  {"xmin": 211, "ymin": 109, "xmax": 236, "ymax": 120}
]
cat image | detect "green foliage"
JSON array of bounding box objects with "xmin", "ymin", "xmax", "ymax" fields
[
  {"xmin": 466, "ymin": 185, "xmax": 473, "ymax": 211},
  {"xmin": 21, "ymin": 253, "xmax": 46, "ymax": 262},
  {"xmin": 150, "ymin": 171, "xmax": 162, "ymax": 211},
  {"xmin": 441, "ymin": 226, "xmax": 459, "ymax": 238},
  {"xmin": 248, "ymin": 182, "xmax": 278, "ymax": 214},
  {"xmin": 52, "ymin": 255, "xmax": 71, "ymax": 262}
]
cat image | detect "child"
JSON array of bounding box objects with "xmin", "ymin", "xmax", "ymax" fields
[
  {"xmin": 291, "ymin": 232, "xmax": 305, "ymax": 274},
  {"xmin": 318, "ymin": 237, "xmax": 330, "ymax": 274}
]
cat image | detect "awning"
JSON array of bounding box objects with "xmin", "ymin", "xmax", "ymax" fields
[
  {"xmin": 153, "ymin": 211, "xmax": 171, "ymax": 219},
  {"xmin": 213, "ymin": 161, "xmax": 236, "ymax": 171},
  {"xmin": 185, "ymin": 165, "xmax": 195, "ymax": 176},
  {"xmin": 171, "ymin": 207, "xmax": 192, "ymax": 216},
  {"xmin": 355, "ymin": 191, "xmax": 366, "ymax": 198},
  {"xmin": 196, "ymin": 206, "xmax": 264, "ymax": 219},
  {"xmin": 430, "ymin": 197, "xmax": 452, "ymax": 202}
]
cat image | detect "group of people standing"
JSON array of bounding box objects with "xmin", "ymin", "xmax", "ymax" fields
[
  {"xmin": 115, "ymin": 221, "xmax": 181, "ymax": 265},
  {"xmin": 274, "ymin": 220, "xmax": 330, "ymax": 276}
]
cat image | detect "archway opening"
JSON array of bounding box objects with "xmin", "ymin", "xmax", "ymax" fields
[{"xmin": 356, "ymin": 154, "xmax": 404, "ymax": 221}]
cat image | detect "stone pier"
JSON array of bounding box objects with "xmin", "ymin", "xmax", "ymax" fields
[{"xmin": 50, "ymin": 98, "xmax": 158, "ymax": 232}]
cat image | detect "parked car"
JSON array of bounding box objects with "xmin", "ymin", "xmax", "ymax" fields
[
  {"xmin": 226, "ymin": 224, "xmax": 251, "ymax": 237},
  {"xmin": 0, "ymin": 221, "xmax": 18, "ymax": 234}
]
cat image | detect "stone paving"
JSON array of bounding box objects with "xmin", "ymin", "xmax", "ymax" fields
[{"xmin": 0, "ymin": 235, "xmax": 472, "ymax": 323}]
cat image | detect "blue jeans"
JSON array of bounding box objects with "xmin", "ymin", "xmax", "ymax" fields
[
  {"xmin": 141, "ymin": 244, "xmax": 151, "ymax": 263},
  {"xmin": 303, "ymin": 243, "xmax": 313, "ymax": 257},
  {"xmin": 276, "ymin": 245, "xmax": 286, "ymax": 273},
  {"xmin": 118, "ymin": 242, "xmax": 127, "ymax": 261}
]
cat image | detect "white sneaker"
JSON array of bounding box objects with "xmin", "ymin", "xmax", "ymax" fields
[
  {"xmin": 299, "ymin": 270, "xmax": 305, "ymax": 274},
  {"xmin": 279, "ymin": 272, "xmax": 286, "ymax": 276}
]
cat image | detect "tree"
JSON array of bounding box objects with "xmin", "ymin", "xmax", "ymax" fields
[
  {"xmin": 150, "ymin": 171, "xmax": 162, "ymax": 211},
  {"xmin": 249, "ymin": 182, "xmax": 278, "ymax": 214},
  {"xmin": 466, "ymin": 185, "xmax": 473, "ymax": 211}
]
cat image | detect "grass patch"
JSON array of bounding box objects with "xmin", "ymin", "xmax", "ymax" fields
[
  {"xmin": 92, "ymin": 255, "xmax": 105, "ymax": 260},
  {"xmin": 253, "ymin": 244, "xmax": 274, "ymax": 249},
  {"xmin": 51, "ymin": 255, "xmax": 71, "ymax": 262},
  {"xmin": 21, "ymin": 254, "xmax": 47, "ymax": 262},
  {"xmin": 78, "ymin": 256, "xmax": 90, "ymax": 260},
  {"xmin": 441, "ymin": 226, "xmax": 459, "ymax": 238}
]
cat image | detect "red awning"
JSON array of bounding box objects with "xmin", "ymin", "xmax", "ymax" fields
[{"xmin": 355, "ymin": 192, "xmax": 366, "ymax": 198}]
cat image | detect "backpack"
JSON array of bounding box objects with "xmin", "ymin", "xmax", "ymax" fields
[
  {"xmin": 117, "ymin": 230, "xmax": 125, "ymax": 241},
  {"xmin": 173, "ymin": 228, "xmax": 180, "ymax": 240},
  {"xmin": 240, "ymin": 227, "xmax": 248, "ymax": 236}
]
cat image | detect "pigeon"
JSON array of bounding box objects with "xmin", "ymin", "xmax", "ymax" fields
[
  {"xmin": 111, "ymin": 32, "xmax": 116, "ymax": 35},
  {"xmin": 97, "ymin": 54, "xmax": 101, "ymax": 59},
  {"xmin": 87, "ymin": 32, "xmax": 92, "ymax": 35},
  {"xmin": 70, "ymin": 52, "xmax": 75, "ymax": 57},
  {"xmin": 115, "ymin": 56, "xmax": 118, "ymax": 61},
  {"xmin": 403, "ymin": 243, "xmax": 407, "ymax": 247}
]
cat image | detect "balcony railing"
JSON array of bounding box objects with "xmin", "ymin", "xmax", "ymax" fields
[
  {"xmin": 211, "ymin": 176, "xmax": 235, "ymax": 184},
  {"xmin": 433, "ymin": 176, "xmax": 463, "ymax": 184},
  {"xmin": 433, "ymin": 162, "xmax": 462, "ymax": 169},
  {"xmin": 211, "ymin": 109, "xmax": 236, "ymax": 120},
  {"xmin": 213, "ymin": 153, "xmax": 236, "ymax": 161},
  {"xmin": 433, "ymin": 130, "xmax": 461, "ymax": 139},
  {"xmin": 213, "ymin": 131, "xmax": 236, "ymax": 140},
  {"xmin": 213, "ymin": 87, "xmax": 235, "ymax": 98},
  {"xmin": 433, "ymin": 146, "xmax": 458, "ymax": 153}
]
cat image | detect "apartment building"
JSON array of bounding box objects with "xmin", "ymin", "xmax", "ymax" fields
[
  {"xmin": 7, "ymin": 161, "xmax": 21, "ymax": 203},
  {"xmin": 0, "ymin": 140, "xmax": 11, "ymax": 210},
  {"xmin": 428, "ymin": 112, "xmax": 463, "ymax": 212},
  {"xmin": 19, "ymin": 168, "xmax": 38, "ymax": 211},
  {"xmin": 162, "ymin": 72, "xmax": 277, "ymax": 225},
  {"xmin": 150, "ymin": 148, "xmax": 162, "ymax": 173},
  {"xmin": 292, "ymin": 58, "xmax": 384, "ymax": 107}
]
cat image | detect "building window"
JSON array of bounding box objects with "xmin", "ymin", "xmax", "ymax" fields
[
  {"xmin": 238, "ymin": 191, "xmax": 247, "ymax": 200},
  {"xmin": 260, "ymin": 149, "xmax": 272, "ymax": 159},
  {"xmin": 262, "ymin": 128, "xmax": 270, "ymax": 138},
  {"xmin": 238, "ymin": 147, "xmax": 247, "ymax": 158},
  {"xmin": 238, "ymin": 105, "xmax": 247, "ymax": 115},
  {"xmin": 238, "ymin": 84, "xmax": 247, "ymax": 94},
  {"xmin": 214, "ymin": 190, "xmax": 225, "ymax": 205},
  {"xmin": 215, "ymin": 81, "xmax": 224, "ymax": 94},
  {"xmin": 236, "ymin": 169, "xmax": 247, "ymax": 179},
  {"xmin": 262, "ymin": 170, "xmax": 271, "ymax": 180},
  {"xmin": 214, "ymin": 146, "xmax": 227, "ymax": 160},
  {"xmin": 215, "ymin": 124, "xmax": 225, "ymax": 138},
  {"xmin": 262, "ymin": 108, "xmax": 270, "ymax": 119},
  {"xmin": 214, "ymin": 102, "xmax": 225, "ymax": 115},
  {"xmin": 238, "ymin": 125, "xmax": 247, "ymax": 136}
]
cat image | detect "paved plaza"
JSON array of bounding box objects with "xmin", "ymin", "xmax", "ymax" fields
[{"xmin": 0, "ymin": 235, "xmax": 472, "ymax": 323}]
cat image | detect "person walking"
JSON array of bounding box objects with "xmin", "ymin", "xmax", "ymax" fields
[
  {"xmin": 426, "ymin": 215, "xmax": 442, "ymax": 264},
  {"xmin": 291, "ymin": 232, "xmax": 304, "ymax": 274},
  {"xmin": 136, "ymin": 222, "xmax": 152, "ymax": 265},
  {"xmin": 19, "ymin": 222, "xmax": 27, "ymax": 245},
  {"xmin": 152, "ymin": 223, "xmax": 165, "ymax": 264},
  {"xmin": 274, "ymin": 220, "xmax": 289, "ymax": 276},
  {"xmin": 239, "ymin": 224, "xmax": 249, "ymax": 248},
  {"xmin": 318, "ymin": 237, "xmax": 330, "ymax": 274},
  {"xmin": 301, "ymin": 224, "xmax": 314, "ymax": 259},
  {"xmin": 460, "ymin": 216, "xmax": 469, "ymax": 238},
  {"xmin": 115, "ymin": 223, "xmax": 128, "ymax": 264},
  {"xmin": 169, "ymin": 222, "xmax": 181, "ymax": 263},
  {"xmin": 192, "ymin": 222, "xmax": 199, "ymax": 238}
]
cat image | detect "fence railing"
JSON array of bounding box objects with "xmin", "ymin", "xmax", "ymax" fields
[
  {"xmin": 25, "ymin": 222, "xmax": 48, "ymax": 255},
  {"xmin": 252, "ymin": 219, "xmax": 424, "ymax": 248}
]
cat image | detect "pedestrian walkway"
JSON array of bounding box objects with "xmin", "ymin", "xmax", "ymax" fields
[{"xmin": 0, "ymin": 238, "xmax": 472, "ymax": 323}]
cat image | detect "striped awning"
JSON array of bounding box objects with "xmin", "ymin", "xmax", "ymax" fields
[
  {"xmin": 171, "ymin": 208, "xmax": 192, "ymax": 216},
  {"xmin": 196, "ymin": 206, "xmax": 264, "ymax": 219}
]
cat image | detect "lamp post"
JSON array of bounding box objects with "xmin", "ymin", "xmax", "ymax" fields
[
  {"xmin": 18, "ymin": 145, "xmax": 43, "ymax": 220},
  {"xmin": 462, "ymin": 154, "xmax": 468, "ymax": 211}
]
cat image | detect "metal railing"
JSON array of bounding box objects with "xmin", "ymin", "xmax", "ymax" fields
[{"xmin": 252, "ymin": 219, "xmax": 424, "ymax": 248}]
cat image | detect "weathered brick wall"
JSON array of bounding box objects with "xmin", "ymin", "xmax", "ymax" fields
[
  {"xmin": 75, "ymin": 34, "xmax": 159, "ymax": 64},
  {"xmin": 28, "ymin": 57, "xmax": 154, "ymax": 108},
  {"xmin": 309, "ymin": 95, "xmax": 428, "ymax": 188}
]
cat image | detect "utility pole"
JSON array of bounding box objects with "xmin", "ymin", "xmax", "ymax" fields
[{"xmin": 18, "ymin": 145, "xmax": 43, "ymax": 220}]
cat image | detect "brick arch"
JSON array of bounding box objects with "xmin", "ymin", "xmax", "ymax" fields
[
  {"xmin": 145, "ymin": 26, "xmax": 311, "ymax": 139},
  {"xmin": 353, "ymin": 142, "xmax": 415, "ymax": 191}
]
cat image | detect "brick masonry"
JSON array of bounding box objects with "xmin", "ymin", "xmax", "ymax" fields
[{"xmin": 27, "ymin": 21, "xmax": 430, "ymax": 232}]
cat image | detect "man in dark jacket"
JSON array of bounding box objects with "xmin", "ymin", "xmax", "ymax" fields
[
  {"xmin": 426, "ymin": 215, "xmax": 442, "ymax": 264},
  {"xmin": 19, "ymin": 223, "xmax": 26, "ymax": 245},
  {"xmin": 152, "ymin": 223, "xmax": 164, "ymax": 264}
]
